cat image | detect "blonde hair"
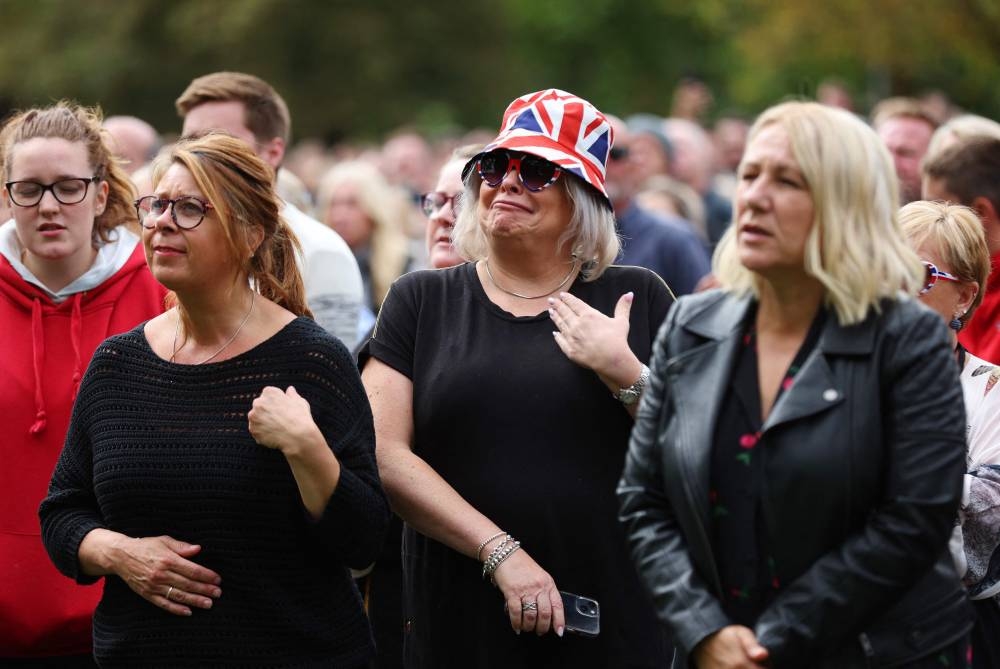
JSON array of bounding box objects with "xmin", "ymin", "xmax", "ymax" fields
[
  {"xmin": 150, "ymin": 133, "xmax": 310, "ymax": 328},
  {"xmin": 451, "ymin": 163, "xmax": 620, "ymax": 281},
  {"xmin": 925, "ymin": 114, "xmax": 1000, "ymax": 164},
  {"xmin": 1, "ymin": 101, "xmax": 137, "ymax": 245},
  {"xmin": 315, "ymin": 160, "xmax": 409, "ymax": 307},
  {"xmin": 713, "ymin": 101, "xmax": 923, "ymax": 325},
  {"xmin": 899, "ymin": 200, "xmax": 991, "ymax": 327}
]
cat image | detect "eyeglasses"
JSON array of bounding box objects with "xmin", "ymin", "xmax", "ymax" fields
[
  {"xmin": 609, "ymin": 146, "xmax": 630, "ymax": 162},
  {"xmin": 135, "ymin": 195, "xmax": 213, "ymax": 230},
  {"xmin": 421, "ymin": 192, "xmax": 460, "ymax": 217},
  {"xmin": 919, "ymin": 260, "xmax": 961, "ymax": 295},
  {"xmin": 5, "ymin": 177, "xmax": 100, "ymax": 207},
  {"xmin": 477, "ymin": 150, "xmax": 561, "ymax": 192}
]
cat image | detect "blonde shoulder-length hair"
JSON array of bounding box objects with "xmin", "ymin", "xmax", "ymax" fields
[
  {"xmin": 451, "ymin": 164, "xmax": 620, "ymax": 281},
  {"xmin": 713, "ymin": 101, "xmax": 923, "ymax": 325}
]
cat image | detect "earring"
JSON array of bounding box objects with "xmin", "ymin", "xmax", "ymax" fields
[{"xmin": 949, "ymin": 311, "xmax": 965, "ymax": 331}]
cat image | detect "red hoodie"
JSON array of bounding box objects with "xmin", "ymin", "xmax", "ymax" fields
[{"xmin": 0, "ymin": 243, "xmax": 167, "ymax": 657}]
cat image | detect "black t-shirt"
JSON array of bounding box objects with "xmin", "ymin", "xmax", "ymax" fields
[{"xmin": 361, "ymin": 262, "xmax": 673, "ymax": 669}]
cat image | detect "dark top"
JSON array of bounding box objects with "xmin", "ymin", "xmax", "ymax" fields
[
  {"xmin": 616, "ymin": 202, "xmax": 710, "ymax": 296},
  {"xmin": 709, "ymin": 306, "xmax": 825, "ymax": 626},
  {"xmin": 361, "ymin": 262, "xmax": 674, "ymax": 669},
  {"xmin": 39, "ymin": 317, "xmax": 389, "ymax": 668}
]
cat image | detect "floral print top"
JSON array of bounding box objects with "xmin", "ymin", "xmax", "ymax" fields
[{"xmin": 708, "ymin": 305, "xmax": 825, "ymax": 626}]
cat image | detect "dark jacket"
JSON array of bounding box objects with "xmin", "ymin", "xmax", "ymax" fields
[{"xmin": 618, "ymin": 290, "xmax": 973, "ymax": 668}]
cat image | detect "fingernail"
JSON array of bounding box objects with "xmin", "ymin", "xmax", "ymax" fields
[
  {"xmin": 183, "ymin": 609, "xmax": 192, "ymax": 616},
  {"xmin": 203, "ymin": 599, "xmax": 213, "ymax": 609},
  {"xmin": 212, "ymin": 588, "xmax": 221, "ymax": 597},
  {"xmin": 547, "ymin": 308, "xmax": 554, "ymax": 317},
  {"xmin": 515, "ymin": 630, "xmax": 521, "ymax": 636},
  {"xmin": 626, "ymin": 291, "xmax": 634, "ymax": 300},
  {"xmin": 547, "ymin": 297, "xmax": 555, "ymax": 305},
  {"xmin": 556, "ymin": 626, "xmax": 564, "ymax": 637}
]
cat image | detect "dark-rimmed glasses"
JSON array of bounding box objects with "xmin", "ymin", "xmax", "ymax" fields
[
  {"xmin": 919, "ymin": 260, "xmax": 961, "ymax": 295},
  {"xmin": 477, "ymin": 150, "xmax": 562, "ymax": 192},
  {"xmin": 5, "ymin": 177, "xmax": 100, "ymax": 207},
  {"xmin": 421, "ymin": 192, "xmax": 460, "ymax": 217},
  {"xmin": 135, "ymin": 195, "xmax": 213, "ymax": 230}
]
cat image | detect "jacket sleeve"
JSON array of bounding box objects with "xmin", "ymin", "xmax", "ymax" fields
[
  {"xmin": 38, "ymin": 370, "xmax": 107, "ymax": 585},
  {"xmin": 754, "ymin": 306, "xmax": 968, "ymax": 664},
  {"xmin": 618, "ymin": 300, "xmax": 731, "ymax": 658}
]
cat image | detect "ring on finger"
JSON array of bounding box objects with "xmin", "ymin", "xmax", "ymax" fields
[
  {"xmin": 166, "ymin": 586, "xmax": 175, "ymax": 601},
  {"xmin": 521, "ymin": 600, "xmax": 537, "ymax": 612}
]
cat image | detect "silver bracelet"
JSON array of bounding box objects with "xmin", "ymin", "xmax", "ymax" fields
[
  {"xmin": 484, "ymin": 542, "xmax": 522, "ymax": 584},
  {"xmin": 476, "ymin": 531, "xmax": 507, "ymax": 561}
]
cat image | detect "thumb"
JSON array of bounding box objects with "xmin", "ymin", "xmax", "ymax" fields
[
  {"xmin": 163, "ymin": 537, "xmax": 202, "ymax": 557},
  {"xmin": 734, "ymin": 626, "xmax": 769, "ymax": 662},
  {"xmin": 614, "ymin": 292, "xmax": 634, "ymax": 322}
]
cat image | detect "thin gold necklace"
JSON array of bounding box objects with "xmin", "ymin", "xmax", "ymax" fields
[
  {"xmin": 170, "ymin": 291, "xmax": 256, "ymax": 365},
  {"xmin": 484, "ymin": 259, "xmax": 576, "ymax": 300}
]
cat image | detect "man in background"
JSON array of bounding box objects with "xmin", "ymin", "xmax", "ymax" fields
[{"xmin": 176, "ymin": 72, "xmax": 363, "ymax": 346}]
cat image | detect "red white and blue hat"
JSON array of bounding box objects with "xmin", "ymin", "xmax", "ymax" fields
[{"xmin": 465, "ymin": 89, "xmax": 615, "ymax": 210}]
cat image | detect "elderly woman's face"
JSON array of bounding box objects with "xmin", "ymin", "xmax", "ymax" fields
[
  {"xmin": 913, "ymin": 240, "xmax": 970, "ymax": 330},
  {"xmin": 425, "ymin": 159, "xmax": 465, "ymax": 269},
  {"xmin": 734, "ymin": 124, "xmax": 815, "ymax": 280},
  {"xmin": 476, "ymin": 152, "xmax": 572, "ymax": 251}
]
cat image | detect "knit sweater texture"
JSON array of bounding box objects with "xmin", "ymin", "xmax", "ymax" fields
[{"xmin": 39, "ymin": 317, "xmax": 389, "ymax": 668}]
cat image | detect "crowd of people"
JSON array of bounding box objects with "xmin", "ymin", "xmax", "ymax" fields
[{"xmin": 2, "ymin": 71, "xmax": 1000, "ymax": 669}]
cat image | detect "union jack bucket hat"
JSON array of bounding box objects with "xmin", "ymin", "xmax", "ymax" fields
[{"xmin": 464, "ymin": 89, "xmax": 615, "ymax": 210}]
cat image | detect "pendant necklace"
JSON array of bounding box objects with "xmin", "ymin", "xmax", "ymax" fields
[
  {"xmin": 170, "ymin": 291, "xmax": 256, "ymax": 364},
  {"xmin": 483, "ymin": 259, "xmax": 576, "ymax": 300}
]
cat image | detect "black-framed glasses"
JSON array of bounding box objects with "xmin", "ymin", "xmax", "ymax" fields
[
  {"xmin": 919, "ymin": 260, "xmax": 961, "ymax": 295},
  {"xmin": 421, "ymin": 192, "xmax": 460, "ymax": 217},
  {"xmin": 477, "ymin": 150, "xmax": 562, "ymax": 192},
  {"xmin": 135, "ymin": 195, "xmax": 213, "ymax": 230},
  {"xmin": 5, "ymin": 176, "xmax": 100, "ymax": 207}
]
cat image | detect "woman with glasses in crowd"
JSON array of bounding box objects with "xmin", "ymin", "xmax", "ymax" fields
[
  {"xmin": 40, "ymin": 133, "xmax": 388, "ymax": 668},
  {"xmin": 0, "ymin": 102, "xmax": 167, "ymax": 667},
  {"xmin": 900, "ymin": 200, "xmax": 1000, "ymax": 669},
  {"xmin": 619, "ymin": 101, "xmax": 973, "ymax": 668},
  {"xmin": 361, "ymin": 90, "xmax": 673, "ymax": 668}
]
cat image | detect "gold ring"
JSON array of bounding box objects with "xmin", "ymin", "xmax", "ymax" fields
[{"xmin": 166, "ymin": 586, "xmax": 175, "ymax": 601}]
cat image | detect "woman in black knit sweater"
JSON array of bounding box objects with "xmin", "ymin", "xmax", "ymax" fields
[{"xmin": 40, "ymin": 133, "xmax": 389, "ymax": 668}]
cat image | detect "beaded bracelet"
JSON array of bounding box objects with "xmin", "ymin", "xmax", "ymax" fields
[
  {"xmin": 476, "ymin": 531, "xmax": 508, "ymax": 561},
  {"xmin": 481, "ymin": 536, "xmax": 512, "ymax": 572},
  {"xmin": 482, "ymin": 539, "xmax": 521, "ymax": 583}
]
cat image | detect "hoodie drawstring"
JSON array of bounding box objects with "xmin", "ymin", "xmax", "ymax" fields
[
  {"xmin": 29, "ymin": 298, "xmax": 47, "ymax": 435},
  {"xmin": 70, "ymin": 293, "xmax": 84, "ymax": 401},
  {"xmin": 28, "ymin": 293, "xmax": 85, "ymax": 435}
]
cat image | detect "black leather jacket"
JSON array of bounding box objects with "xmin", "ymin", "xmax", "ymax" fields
[{"xmin": 619, "ymin": 290, "xmax": 973, "ymax": 668}]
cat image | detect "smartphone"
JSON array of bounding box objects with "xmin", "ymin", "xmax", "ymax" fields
[{"xmin": 560, "ymin": 591, "xmax": 600, "ymax": 637}]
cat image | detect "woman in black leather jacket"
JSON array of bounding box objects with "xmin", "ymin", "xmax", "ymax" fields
[{"xmin": 619, "ymin": 101, "xmax": 973, "ymax": 669}]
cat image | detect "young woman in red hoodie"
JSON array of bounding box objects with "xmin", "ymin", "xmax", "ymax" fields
[{"xmin": 0, "ymin": 103, "xmax": 167, "ymax": 666}]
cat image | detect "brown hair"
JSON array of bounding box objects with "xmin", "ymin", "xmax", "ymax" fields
[
  {"xmin": 175, "ymin": 72, "xmax": 291, "ymax": 145},
  {"xmin": 1, "ymin": 101, "xmax": 137, "ymax": 244},
  {"xmin": 922, "ymin": 136, "xmax": 1000, "ymax": 214},
  {"xmin": 150, "ymin": 133, "xmax": 310, "ymax": 323}
]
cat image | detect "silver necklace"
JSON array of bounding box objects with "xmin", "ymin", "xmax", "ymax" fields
[
  {"xmin": 484, "ymin": 259, "xmax": 576, "ymax": 300},
  {"xmin": 170, "ymin": 291, "xmax": 256, "ymax": 365}
]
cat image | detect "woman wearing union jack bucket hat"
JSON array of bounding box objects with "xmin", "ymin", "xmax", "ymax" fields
[{"xmin": 360, "ymin": 89, "xmax": 673, "ymax": 667}]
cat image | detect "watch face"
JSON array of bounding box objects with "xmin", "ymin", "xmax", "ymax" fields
[{"xmin": 619, "ymin": 389, "xmax": 639, "ymax": 405}]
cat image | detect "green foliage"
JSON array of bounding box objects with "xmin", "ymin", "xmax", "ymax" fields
[{"xmin": 1, "ymin": 0, "xmax": 998, "ymax": 141}]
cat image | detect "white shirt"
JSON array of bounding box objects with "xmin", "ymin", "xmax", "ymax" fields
[{"xmin": 281, "ymin": 202, "xmax": 363, "ymax": 347}]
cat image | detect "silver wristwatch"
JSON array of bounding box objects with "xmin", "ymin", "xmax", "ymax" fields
[{"xmin": 614, "ymin": 364, "xmax": 650, "ymax": 405}]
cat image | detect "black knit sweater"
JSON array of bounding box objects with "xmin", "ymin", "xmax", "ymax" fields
[{"xmin": 40, "ymin": 317, "xmax": 389, "ymax": 668}]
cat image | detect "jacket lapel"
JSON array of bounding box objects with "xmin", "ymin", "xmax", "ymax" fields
[{"xmin": 762, "ymin": 306, "xmax": 877, "ymax": 433}]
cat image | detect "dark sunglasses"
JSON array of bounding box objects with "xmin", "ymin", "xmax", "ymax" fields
[
  {"xmin": 477, "ymin": 150, "xmax": 561, "ymax": 192},
  {"xmin": 919, "ymin": 260, "xmax": 960, "ymax": 295}
]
